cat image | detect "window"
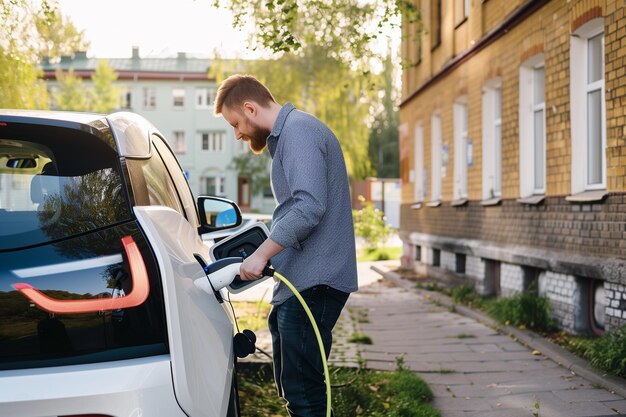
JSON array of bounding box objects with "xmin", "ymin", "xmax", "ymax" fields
[
  {"xmin": 432, "ymin": 249, "xmax": 441, "ymax": 267},
  {"xmin": 415, "ymin": 245, "xmax": 422, "ymax": 261},
  {"xmin": 430, "ymin": 115, "xmax": 442, "ymax": 203},
  {"xmin": 143, "ymin": 87, "xmax": 156, "ymax": 110},
  {"xmin": 172, "ymin": 88, "xmax": 185, "ymax": 108},
  {"xmin": 200, "ymin": 131, "xmax": 225, "ymax": 152},
  {"xmin": 173, "ymin": 131, "xmax": 185, "ymax": 154},
  {"xmin": 205, "ymin": 176, "xmax": 226, "ymax": 197},
  {"xmin": 413, "ymin": 124, "xmax": 424, "ymax": 202},
  {"xmin": 430, "ymin": 0, "xmax": 441, "ymax": 49},
  {"xmin": 482, "ymin": 79, "xmax": 502, "ymax": 200},
  {"xmin": 519, "ymin": 56, "xmax": 546, "ymax": 197},
  {"xmin": 455, "ymin": 253, "xmax": 466, "ymax": 274},
  {"xmin": 454, "ymin": 0, "xmax": 469, "ymax": 26},
  {"xmin": 152, "ymin": 135, "xmax": 199, "ymax": 228},
  {"xmin": 453, "ymin": 98, "xmax": 468, "ymax": 200},
  {"xmin": 196, "ymin": 88, "xmax": 214, "ymax": 109},
  {"xmin": 119, "ymin": 87, "xmax": 132, "ymax": 109},
  {"xmin": 570, "ymin": 19, "xmax": 606, "ymax": 194}
]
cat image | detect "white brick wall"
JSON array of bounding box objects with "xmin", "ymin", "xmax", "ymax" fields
[
  {"xmin": 441, "ymin": 251, "xmax": 456, "ymax": 271},
  {"xmin": 539, "ymin": 271, "xmax": 581, "ymax": 333},
  {"xmin": 466, "ymin": 256, "xmax": 484, "ymax": 279},
  {"xmin": 501, "ymin": 263, "xmax": 524, "ymax": 297},
  {"xmin": 605, "ymin": 282, "xmax": 626, "ymax": 321}
]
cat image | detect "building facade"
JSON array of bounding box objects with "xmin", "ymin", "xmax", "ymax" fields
[
  {"xmin": 400, "ymin": 0, "xmax": 626, "ymax": 335},
  {"xmin": 40, "ymin": 48, "xmax": 274, "ymax": 214}
]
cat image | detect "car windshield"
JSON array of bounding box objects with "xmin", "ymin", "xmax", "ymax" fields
[{"xmin": 0, "ymin": 125, "xmax": 131, "ymax": 251}]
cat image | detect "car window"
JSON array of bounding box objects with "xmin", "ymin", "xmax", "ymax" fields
[
  {"xmin": 0, "ymin": 129, "xmax": 131, "ymax": 251},
  {"xmin": 126, "ymin": 145, "xmax": 184, "ymax": 215},
  {"xmin": 151, "ymin": 134, "xmax": 199, "ymax": 229}
]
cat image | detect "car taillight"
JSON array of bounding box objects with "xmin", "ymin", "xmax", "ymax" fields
[{"xmin": 13, "ymin": 235, "xmax": 149, "ymax": 314}]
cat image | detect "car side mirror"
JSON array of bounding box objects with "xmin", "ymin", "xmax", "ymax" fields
[{"xmin": 197, "ymin": 196, "xmax": 242, "ymax": 235}]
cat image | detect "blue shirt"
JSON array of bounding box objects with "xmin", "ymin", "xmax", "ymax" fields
[{"xmin": 267, "ymin": 103, "xmax": 358, "ymax": 305}]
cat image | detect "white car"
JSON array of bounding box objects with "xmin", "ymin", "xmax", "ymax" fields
[{"xmin": 0, "ymin": 110, "xmax": 242, "ymax": 417}]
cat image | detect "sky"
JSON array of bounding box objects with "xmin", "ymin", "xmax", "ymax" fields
[{"xmin": 55, "ymin": 0, "xmax": 259, "ymax": 59}]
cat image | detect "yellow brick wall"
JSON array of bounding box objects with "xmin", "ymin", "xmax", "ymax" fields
[{"xmin": 400, "ymin": 0, "xmax": 626, "ymax": 205}]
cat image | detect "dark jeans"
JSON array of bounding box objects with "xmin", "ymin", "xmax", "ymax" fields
[{"xmin": 268, "ymin": 285, "xmax": 349, "ymax": 417}]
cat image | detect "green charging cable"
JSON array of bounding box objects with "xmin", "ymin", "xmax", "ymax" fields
[{"xmin": 273, "ymin": 271, "xmax": 332, "ymax": 417}]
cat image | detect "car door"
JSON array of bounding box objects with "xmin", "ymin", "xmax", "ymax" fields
[{"xmin": 127, "ymin": 134, "xmax": 234, "ymax": 417}]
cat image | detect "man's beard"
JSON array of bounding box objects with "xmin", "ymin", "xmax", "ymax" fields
[{"xmin": 247, "ymin": 120, "xmax": 271, "ymax": 154}]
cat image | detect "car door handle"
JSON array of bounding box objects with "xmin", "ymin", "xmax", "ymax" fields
[{"xmin": 13, "ymin": 235, "xmax": 150, "ymax": 314}]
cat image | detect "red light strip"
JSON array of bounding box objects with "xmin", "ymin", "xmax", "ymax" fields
[{"xmin": 13, "ymin": 235, "xmax": 150, "ymax": 314}]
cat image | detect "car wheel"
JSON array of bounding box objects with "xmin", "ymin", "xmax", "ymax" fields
[{"xmin": 226, "ymin": 368, "xmax": 240, "ymax": 417}]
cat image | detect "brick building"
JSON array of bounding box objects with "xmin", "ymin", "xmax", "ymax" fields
[{"xmin": 399, "ymin": 0, "xmax": 626, "ymax": 335}]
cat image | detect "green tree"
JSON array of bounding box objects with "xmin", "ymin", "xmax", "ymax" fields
[
  {"xmin": 89, "ymin": 59, "xmax": 120, "ymax": 113},
  {"xmin": 54, "ymin": 68, "xmax": 88, "ymax": 111},
  {"xmin": 229, "ymin": 150, "xmax": 272, "ymax": 196},
  {"xmin": 213, "ymin": 0, "xmax": 420, "ymax": 70},
  {"xmin": 368, "ymin": 50, "xmax": 399, "ymax": 178},
  {"xmin": 34, "ymin": 8, "xmax": 89, "ymax": 61}
]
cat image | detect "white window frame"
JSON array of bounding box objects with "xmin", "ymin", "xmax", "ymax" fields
[
  {"xmin": 570, "ymin": 18, "xmax": 606, "ymax": 194},
  {"xmin": 430, "ymin": 114, "xmax": 442, "ymax": 203},
  {"xmin": 453, "ymin": 97, "xmax": 468, "ymax": 200},
  {"xmin": 482, "ymin": 78, "xmax": 502, "ymax": 200},
  {"xmin": 172, "ymin": 88, "xmax": 185, "ymax": 109},
  {"xmin": 200, "ymin": 131, "xmax": 225, "ymax": 152},
  {"xmin": 205, "ymin": 175, "xmax": 226, "ymax": 197},
  {"xmin": 143, "ymin": 87, "xmax": 156, "ymax": 110},
  {"xmin": 173, "ymin": 131, "xmax": 185, "ymax": 154},
  {"xmin": 195, "ymin": 88, "xmax": 214, "ymax": 110},
  {"xmin": 413, "ymin": 124, "xmax": 424, "ymax": 202},
  {"xmin": 519, "ymin": 54, "xmax": 546, "ymax": 197}
]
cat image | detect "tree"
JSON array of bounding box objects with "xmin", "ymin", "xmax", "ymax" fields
[
  {"xmin": 228, "ymin": 150, "xmax": 271, "ymax": 196},
  {"xmin": 34, "ymin": 8, "xmax": 89, "ymax": 61},
  {"xmin": 54, "ymin": 68, "xmax": 88, "ymax": 111},
  {"xmin": 0, "ymin": 0, "xmax": 50, "ymax": 109},
  {"xmin": 0, "ymin": 1, "xmax": 90, "ymax": 109},
  {"xmin": 213, "ymin": 0, "xmax": 420, "ymax": 70},
  {"xmin": 90, "ymin": 60, "xmax": 120, "ymax": 113},
  {"xmin": 368, "ymin": 50, "xmax": 399, "ymax": 178}
]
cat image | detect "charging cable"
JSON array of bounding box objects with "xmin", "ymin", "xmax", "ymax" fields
[{"xmin": 273, "ymin": 271, "xmax": 332, "ymax": 417}]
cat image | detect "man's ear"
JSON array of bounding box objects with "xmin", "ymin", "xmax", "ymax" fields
[{"xmin": 242, "ymin": 101, "xmax": 257, "ymax": 117}]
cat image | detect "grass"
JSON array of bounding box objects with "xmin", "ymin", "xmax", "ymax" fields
[
  {"xmin": 237, "ymin": 362, "xmax": 441, "ymax": 417},
  {"xmin": 349, "ymin": 332, "xmax": 373, "ymax": 344},
  {"xmin": 357, "ymin": 246, "xmax": 402, "ymax": 262},
  {"xmin": 231, "ymin": 299, "xmax": 272, "ymax": 333}
]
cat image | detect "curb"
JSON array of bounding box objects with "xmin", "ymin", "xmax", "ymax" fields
[{"xmin": 371, "ymin": 265, "xmax": 626, "ymax": 399}]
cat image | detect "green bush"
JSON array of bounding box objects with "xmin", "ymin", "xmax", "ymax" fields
[
  {"xmin": 487, "ymin": 289, "xmax": 554, "ymax": 331},
  {"xmin": 451, "ymin": 284, "xmax": 484, "ymax": 308},
  {"xmin": 353, "ymin": 195, "xmax": 392, "ymax": 252},
  {"xmin": 567, "ymin": 325, "xmax": 626, "ymax": 378}
]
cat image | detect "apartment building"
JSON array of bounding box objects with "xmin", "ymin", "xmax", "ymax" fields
[{"xmin": 400, "ymin": 0, "xmax": 626, "ymax": 334}]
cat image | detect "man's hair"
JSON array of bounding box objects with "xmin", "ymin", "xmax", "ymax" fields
[{"xmin": 214, "ymin": 74, "xmax": 277, "ymax": 116}]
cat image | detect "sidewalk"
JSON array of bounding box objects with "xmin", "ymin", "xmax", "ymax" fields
[{"xmin": 350, "ymin": 263, "xmax": 626, "ymax": 417}]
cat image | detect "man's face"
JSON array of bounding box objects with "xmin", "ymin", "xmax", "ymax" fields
[{"xmin": 222, "ymin": 104, "xmax": 271, "ymax": 154}]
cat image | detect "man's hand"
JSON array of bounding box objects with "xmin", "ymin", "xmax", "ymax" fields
[
  {"xmin": 238, "ymin": 238, "xmax": 285, "ymax": 281},
  {"xmin": 239, "ymin": 252, "xmax": 267, "ymax": 281}
]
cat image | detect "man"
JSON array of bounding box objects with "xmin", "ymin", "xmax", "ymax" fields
[{"xmin": 214, "ymin": 74, "xmax": 358, "ymax": 417}]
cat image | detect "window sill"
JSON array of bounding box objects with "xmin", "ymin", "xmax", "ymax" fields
[
  {"xmin": 565, "ymin": 190, "xmax": 608, "ymax": 203},
  {"xmin": 426, "ymin": 200, "xmax": 441, "ymax": 208},
  {"xmin": 480, "ymin": 197, "xmax": 501, "ymax": 206},
  {"xmin": 411, "ymin": 202, "xmax": 423, "ymax": 209},
  {"xmin": 517, "ymin": 195, "xmax": 545, "ymax": 205},
  {"xmin": 451, "ymin": 198, "xmax": 468, "ymax": 207}
]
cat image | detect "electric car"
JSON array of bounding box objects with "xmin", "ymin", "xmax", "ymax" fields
[{"xmin": 0, "ymin": 110, "xmax": 242, "ymax": 417}]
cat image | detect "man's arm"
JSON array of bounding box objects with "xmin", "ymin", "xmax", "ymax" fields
[{"xmin": 239, "ymin": 238, "xmax": 284, "ymax": 280}]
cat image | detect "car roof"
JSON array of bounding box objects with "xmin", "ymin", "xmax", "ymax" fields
[{"xmin": 0, "ymin": 110, "xmax": 157, "ymax": 159}]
